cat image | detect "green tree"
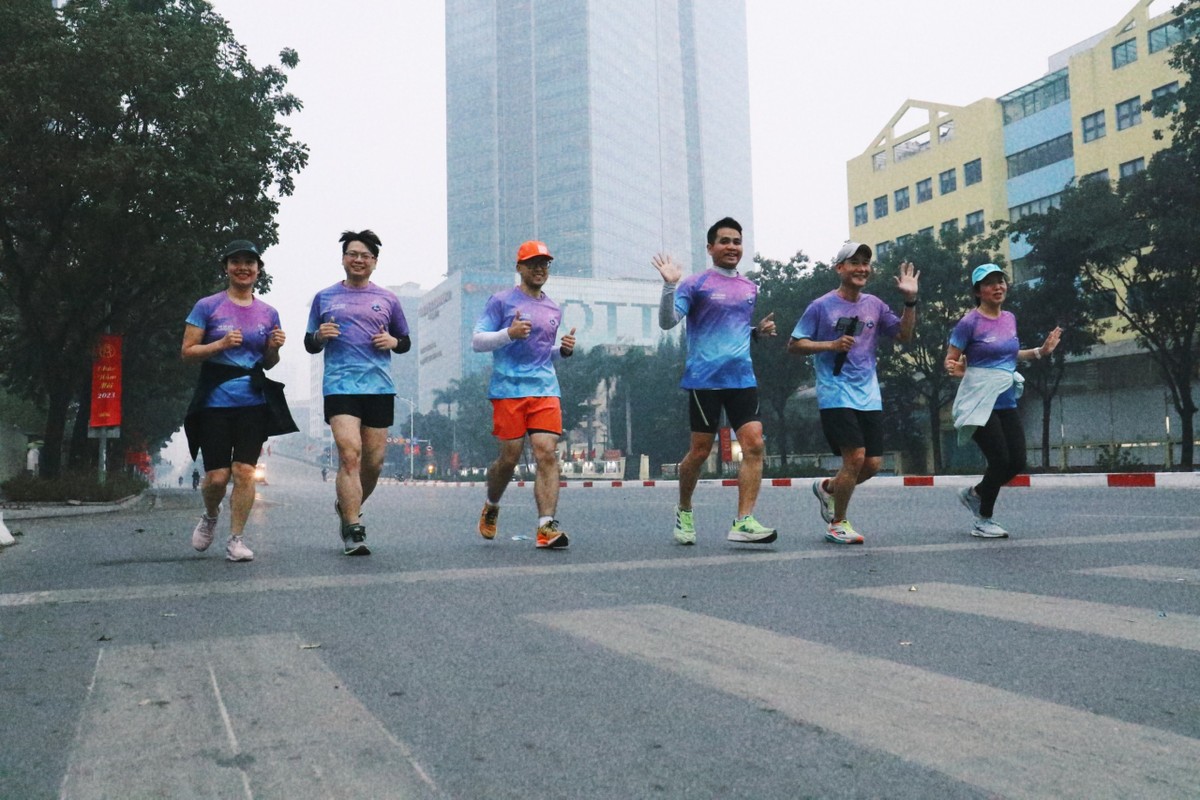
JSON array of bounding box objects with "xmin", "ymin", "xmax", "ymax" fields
[
  {"xmin": 750, "ymin": 251, "xmax": 826, "ymax": 464},
  {"xmin": 0, "ymin": 0, "xmax": 307, "ymax": 477},
  {"xmin": 1004, "ymin": 180, "xmax": 1116, "ymax": 469},
  {"xmin": 875, "ymin": 231, "xmax": 983, "ymax": 473}
]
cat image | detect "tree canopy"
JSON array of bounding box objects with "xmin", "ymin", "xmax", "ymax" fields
[{"xmin": 0, "ymin": 0, "xmax": 307, "ymax": 476}]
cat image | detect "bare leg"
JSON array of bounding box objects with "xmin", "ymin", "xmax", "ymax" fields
[
  {"xmin": 359, "ymin": 425, "xmax": 389, "ymax": 506},
  {"xmin": 678, "ymin": 432, "xmax": 715, "ymax": 510},
  {"xmin": 228, "ymin": 461, "xmax": 257, "ymax": 536},
  {"xmin": 734, "ymin": 421, "xmax": 765, "ymax": 518},
  {"xmin": 829, "ymin": 448, "xmax": 881, "ymax": 521},
  {"xmin": 485, "ymin": 437, "xmax": 525, "ymax": 505},
  {"xmin": 330, "ymin": 415, "xmax": 365, "ymax": 524},
  {"xmin": 200, "ymin": 467, "xmax": 230, "ymax": 518},
  {"xmin": 529, "ymin": 432, "xmax": 561, "ymax": 517}
]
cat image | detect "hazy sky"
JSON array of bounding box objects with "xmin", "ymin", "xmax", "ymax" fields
[{"xmin": 203, "ymin": 0, "xmax": 1153, "ymax": 392}]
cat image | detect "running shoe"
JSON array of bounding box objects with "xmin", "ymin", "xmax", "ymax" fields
[
  {"xmin": 479, "ymin": 503, "xmax": 500, "ymax": 540},
  {"xmin": 673, "ymin": 506, "xmax": 696, "ymax": 545},
  {"xmin": 343, "ymin": 524, "xmax": 370, "ymax": 555},
  {"xmin": 958, "ymin": 486, "xmax": 983, "ymax": 519},
  {"xmin": 535, "ymin": 520, "xmax": 569, "ymax": 549},
  {"xmin": 192, "ymin": 513, "xmax": 218, "ymax": 552},
  {"xmin": 811, "ymin": 479, "xmax": 835, "ymax": 524},
  {"xmin": 971, "ymin": 518, "xmax": 1009, "ymax": 539},
  {"xmin": 824, "ymin": 520, "xmax": 864, "ymax": 545},
  {"xmin": 727, "ymin": 515, "xmax": 777, "ymax": 544},
  {"xmin": 225, "ymin": 536, "xmax": 254, "ymax": 562}
]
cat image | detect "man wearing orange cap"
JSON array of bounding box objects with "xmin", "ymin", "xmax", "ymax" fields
[{"xmin": 472, "ymin": 240, "xmax": 577, "ymax": 548}]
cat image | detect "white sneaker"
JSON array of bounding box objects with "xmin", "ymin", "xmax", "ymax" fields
[
  {"xmin": 225, "ymin": 536, "xmax": 254, "ymax": 561},
  {"xmin": 673, "ymin": 507, "xmax": 696, "ymax": 545},
  {"xmin": 971, "ymin": 518, "xmax": 1009, "ymax": 539},
  {"xmin": 812, "ymin": 479, "xmax": 835, "ymax": 524},
  {"xmin": 192, "ymin": 513, "xmax": 218, "ymax": 551},
  {"xmin": 824, "ymin": 520, "xmax": 864, "ymax": 545}
]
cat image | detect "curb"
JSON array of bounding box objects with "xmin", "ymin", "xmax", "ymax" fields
[
  {"xmin": 1, "ymin": 492, "xmax": 144, "ymax": 521},
  {"xmin": 398, "ymin": 472, "xmax": 1200, "ymax": 490}
]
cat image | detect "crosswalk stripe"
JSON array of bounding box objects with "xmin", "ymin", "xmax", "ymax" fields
[
  {"xmin": 526, "ymin": 604, "xmax": 1200, "ymax": 799},
  {"xmin": 58, "ymin": 632, "xmax": 439, "ymax": 800},
  {"xmin": 3, "ymin": 529, "xmax": 1198, "ymax": 609},
  {"xmin": 1077, "ymin": 565, "xmax": 1200, "ymax": 584},
  {"xmin": 844, "ymin": 582, "xmax": 1200, "ymax": 651}
]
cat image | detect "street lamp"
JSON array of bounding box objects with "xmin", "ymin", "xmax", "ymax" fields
[{"xmin": 397, "ymin": 396, "xmax": 416, "ymax": 479}]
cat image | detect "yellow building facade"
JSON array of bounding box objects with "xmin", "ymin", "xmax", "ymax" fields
[
  {"xmin": 847, "ymin": 0, "xmax": 1183, "ymax": 284},
  {"xmin": 846, "ymin": 0, "xmax": 1193, "ymax": 468}
]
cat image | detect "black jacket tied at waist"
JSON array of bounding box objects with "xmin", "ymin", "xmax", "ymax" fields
[{"xmin": 184, "ymin": 360, "xmax": 298, "ymax": 460}]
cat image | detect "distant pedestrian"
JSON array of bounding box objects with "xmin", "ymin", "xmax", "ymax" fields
[
  {"xmin": 474, "ymin": 240, "xmax": 576, "ymax": 548},
  {"xmin": 653, "ymin": 217, "xmax": 778, "ymax": 546},
  {"xmin": 305, "ymin": 230, "xmax": 411, "ymax": 556},
  {"xmin": 178, "ymin": 475, "xmax": 184, "ymax": 488},
  {"xmin": 321, "ymin": 465, "xmax": 328, "ymax": 482},
  {"xmin": 788, "ymin": 241, "xmax": 919, "ymax": 545},
  {"xmin": 191, "ymin": 467, "xmax": 200, "ymax": 491},
  {"xmin": 945, "ymin": 264, "xmax": 1061, "ymax": 538},
  {"xmin": 182, "ymin": 239, "xmax": 297, "ymax": 562}
]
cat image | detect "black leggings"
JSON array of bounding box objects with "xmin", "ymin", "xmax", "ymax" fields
[{"xmin": 971, "ymin": 408, "xmax": 1026, "ymax": 518}]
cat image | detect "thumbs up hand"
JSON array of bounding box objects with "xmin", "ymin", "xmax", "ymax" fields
[
  {"xmin": 371, "ymin": 324, "xmax": 396, "ymax": 351},
  {"xmin": 268, "ymin": 325, "xmax": 286, "ymax": 349},
  {"xmin": 508, "ymin": 310, "xmax": 533, "ymax": 340},
  {"xmin": 757, "ymin": 311, "xmax": 777, "ymax": 338},
  {"xmin": 560, "ymin": 326, "xmax": 577, "ymax": 357}
]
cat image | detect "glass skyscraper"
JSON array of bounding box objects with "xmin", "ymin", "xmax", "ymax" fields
[{"xmin": 446, "ymin": 0, "xmax": 754, "ymax": 280}]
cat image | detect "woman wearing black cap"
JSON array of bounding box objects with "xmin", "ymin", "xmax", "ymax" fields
[
  {"xmin": 945, "ymin": 264, "xmax": 1061, "ymax": 538},
  {"xmin": 181, "ymin": 240, "xmax": 294, "ymax": 561}
]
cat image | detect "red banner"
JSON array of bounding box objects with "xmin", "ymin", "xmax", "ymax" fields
[
  {"xmin": 89, "ymin": 334, "xmax": 122, "ymax": 428},
  {"xmin": 718, "ymin": 426, "xmax": 732, "ymax": 462}
]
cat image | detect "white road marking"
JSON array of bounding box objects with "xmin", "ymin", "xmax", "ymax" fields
[
  {"xmin": 1077, "ymin": 564, "xmax": 1200, "ymax": 584},
  {"xmin": 58, "ymin": 632, "xmax": 439, "ymax": 800},
  {"xmin": 5, "ymin": 529, "xmax": 1198, "ymax": 608},
  {"xmin": 845, "ymin": 582, "xmax": 1200, "ymax": 651},
  {"xmin": 527, "ymin": 604, "xmax": 1200, "ymax": 800}
]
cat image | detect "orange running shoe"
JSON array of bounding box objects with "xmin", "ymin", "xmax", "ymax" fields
[
  {"xmin": 535, "ymin": 519, "xmax": 569, "ymax": 549},
  {"xmin": 478, "ymin": 503, "xmax": 500, "ymax": 540}
]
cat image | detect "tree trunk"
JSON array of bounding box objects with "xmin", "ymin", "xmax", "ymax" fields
[
  {"xmin": 41, "ymin": 384, "xmax": 72, "ymax": 479},
  {"xmin": 1041, "ymin": 392, "xmax": 1054, "ymax": 470},
  {"xmin": 928, "ymin": 401, "xmax": 943, "ymax": 474}
]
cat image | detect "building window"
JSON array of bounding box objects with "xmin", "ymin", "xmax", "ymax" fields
[
  {"xmin": 1006, "ymin": 134, "xmax": 1073, "ymax": 178},
  {"xmin": 916, "ymin": 178, "xmax": 933, "ymax": 203},
  {"xmin": 874, "ymin": 195, "xmax": 888, "ymax": 219},
  {"xmin": 965, "ymin": 210, "xmax": 985, "ymax": 235},
  {"xmin": 854, "ymin": 203, "xmax": 868, "ymax": 226},
  {"xmin": 918, "ymin": 226, "xmax": 934, "ymax": 239},
  {"xmin": 1112, "ymin": 38, "xmax": 1138, "ymax": 69},
  {"xmin": 940, "ymin": 219, "xmax": 959, "ymax": 237},
  {"xmin": 896, "ymin": 234, "xmax": 912, "ymax": 249},
  {"xmin": 1151, "ymin": 82, "xmax": 1181, "ymax": 116},
  {"xmin": 872, "ymin": 152, "xmax": 887, "ymax": 172},
  {"xmin": 1080, "ymin": 169, "xmax": 1110, "ymax": 184},
  {"xmin": 1116, "ymin": 96, "xmax": 1142, "ymax": 131},
  {"xmin": 1119, "ymin": 157, "xmax": 1146, "ymax": 179},
  {"xmin": 1082, "ymin": 111, "xmax": 1106, "ymax": 142},
  {"xmin": 963, "ymin": 158, "xmax": 982, "ymax": 186},
  {"xmin": 894, "ymin": 187, "xmax": 910, "ymax": 212},
  {"xmin": 1149, "ymin": 20, "xmax": 1184, "ymax": 54},
  {"xmin": 939, "ymin": 168, "xmax": 957, "ymax": 195},
  {"xmin": 1008, "ymin": 193, "xmax": 1063, "ymax": 222},
  {"xmin": 875, "ymin": 241, "xmax": 893, "ymax": 259},
  {"xmin": 1001, "ymin": 70, "xmax": 1070, "ymax": 124}
]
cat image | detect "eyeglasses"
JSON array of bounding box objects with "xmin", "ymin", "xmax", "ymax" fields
[
  {"xmin": 520, "ymin": 261, "xmax": 551, "ymax": 270},
  {"xmin": 344, "ymin": 250, "xmax": 376, "ymax": 262}
]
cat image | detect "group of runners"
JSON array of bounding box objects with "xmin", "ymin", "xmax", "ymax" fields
[{"xmin": 182, "ymin": 219, "xmax": 1060, "ymax": 561}]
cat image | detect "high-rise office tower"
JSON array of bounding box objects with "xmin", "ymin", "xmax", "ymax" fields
[{"xmin": 445, "ymin": 0, "xmax": 754, "ymax": 279}]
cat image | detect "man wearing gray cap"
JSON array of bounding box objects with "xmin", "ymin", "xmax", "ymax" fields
[{"xmin": 787, "ymin": 242, "xmax": 919, "ymax": 544}]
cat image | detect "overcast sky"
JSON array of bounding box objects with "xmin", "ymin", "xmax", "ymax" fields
[{"xmin": 203, "ymin": 0, "xmax": 1153, "ymax": 391}]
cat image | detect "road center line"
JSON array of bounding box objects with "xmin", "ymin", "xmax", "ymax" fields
[
  {"xmin": 5, "ymin": 529, "xmax": 1198, "ymax": 608},
  {"xmin": 1076, "ymin": 564, "xmax": 1200, "ymax": 584}
]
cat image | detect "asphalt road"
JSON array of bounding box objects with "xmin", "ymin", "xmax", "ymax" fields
[{"xmin": 2, "ymin": 456, "xmax": 1199, "ymax": 799}]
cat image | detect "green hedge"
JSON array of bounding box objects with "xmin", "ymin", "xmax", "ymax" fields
[{"xmin": 1, "ymin": 472, "xmax": 148, "ymax": 503}]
